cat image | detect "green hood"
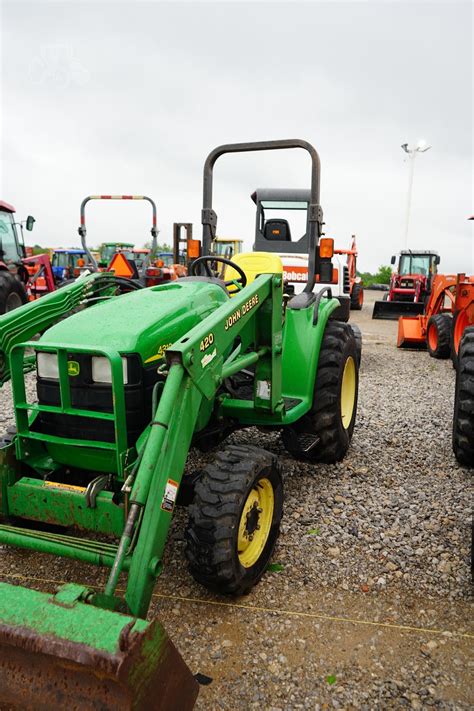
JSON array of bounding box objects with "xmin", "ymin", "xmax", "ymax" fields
[{"xmin": 40, "ymin": 280, "xmax": 228, "ymax": 363}]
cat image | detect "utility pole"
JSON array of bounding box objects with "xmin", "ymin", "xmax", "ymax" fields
[{"xmin": 401, "ymin": 140, "xmax": 431, "ymax": 249}]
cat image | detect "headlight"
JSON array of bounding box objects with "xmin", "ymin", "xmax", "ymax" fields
[
  {"xmin": 37, "ymin": 352, "xmax": 59, "ymax": 379},
  {"xmin": 91, "ymin": 356, "xmax": 128, "ymax": 384}
]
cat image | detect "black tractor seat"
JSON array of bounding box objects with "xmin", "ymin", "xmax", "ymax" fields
[{"xmin": 263, "ymin": 219, "xmax": 292, "ymax": 242}]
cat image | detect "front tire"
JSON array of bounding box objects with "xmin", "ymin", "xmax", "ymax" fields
[
  {"xmin": 0, "ymin": 271, "xmax": 28, "ymax": 314},
  {"xmin": 453, "ymin": 327, "xmax": 474, "ymax": 466},
  {"xmin": 185, "ymin": 445, "xmax": 283, "ymax": 595},
  {"xmin": 282, "ymin": 321, "xmax": 359, "ymax": 463},
  {"xmin": 426, "ymin": 314, "xmax": 452, "ymax": 359}
]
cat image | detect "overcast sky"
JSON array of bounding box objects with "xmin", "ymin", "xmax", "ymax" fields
[{"xmin": 1, "ymin": 1, "xmax": 472, "ymax": 273}]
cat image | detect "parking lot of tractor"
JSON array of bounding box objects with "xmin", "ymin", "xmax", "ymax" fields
[{"xmin": 0, "ymin": 291, "xmax": 471, "ymax": 710}]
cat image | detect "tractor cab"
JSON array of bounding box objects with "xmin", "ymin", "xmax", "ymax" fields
[
  {"xmin": 99, "ymin": 242, "xmax": 135, "ymax": 268},
  {"xmin": 252, "ymin": 188, "xmax": 309, "ymax": 258},
  {"xmin": 132, "ymin": 248, "xmax": 150, "ymax": 271},
  {"xmin": 0, "ymin": 202, "xmax": 41, "ymax": 313},
  {"xmin": 248, "ymin": 188, "xmax": 350, "ymax": 316},
  {"xmin": 0, "ymin": 201, "xmax": 26, "ymax": 268},
  {"xmin": 51, "ymin": 249, "xmax": 89, "ymax": 282},
  {"xmin": 156, "ymin": 251, "xmax": 174, "ymax": 267},
  {"xmin": 395, "ymin": 250, "xmax": 439, "ymax": 278}
]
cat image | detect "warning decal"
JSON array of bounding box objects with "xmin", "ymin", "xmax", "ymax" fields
[{"xmin": 161, "ymin": 478, "xmax": 179, "ymax": 512}]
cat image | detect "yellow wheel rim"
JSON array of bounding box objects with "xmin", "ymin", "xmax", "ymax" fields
[
  {"xmin": 340, "ymin": 356, "xmax": 356, "ymax": 430},
  {"xmin": 237, "ymin": 478, "xmax": 274, "ymax": 568}
]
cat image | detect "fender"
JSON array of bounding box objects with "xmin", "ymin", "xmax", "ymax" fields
[{"xmin": 281, "ymin": 296, "xmax": 340, "ymax": 423}]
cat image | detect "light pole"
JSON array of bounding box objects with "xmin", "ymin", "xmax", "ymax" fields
[{"xmin": 401, "ymin": 140, "xmax": 431, "ymax": 249}]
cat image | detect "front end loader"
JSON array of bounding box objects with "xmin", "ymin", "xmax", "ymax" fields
[
  {"xmin": 0, "ymin": 140, "xmax": 359, "ymax": 709},
  {"xmin": 372, "ymin": 250, "xmax": 440, "ymax": 320}
]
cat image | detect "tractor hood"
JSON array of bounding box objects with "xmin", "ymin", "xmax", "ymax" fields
[{"xmin": 39, "ymin": 280, "xmax": 228, "ymax": 363}]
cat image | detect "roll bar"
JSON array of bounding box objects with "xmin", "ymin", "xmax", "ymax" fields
[
  {"xmin": 78, "ymin": 195, "xmax": 159, "ymax": 270},
  {"xmin": 202, "ymin": 139, "xmax": 323, "ymax": 292}
]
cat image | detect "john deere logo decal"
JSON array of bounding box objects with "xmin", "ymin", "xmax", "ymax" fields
[{"xmin": 68, "ymin": 361, "xmax": 80, "ymax": 376}]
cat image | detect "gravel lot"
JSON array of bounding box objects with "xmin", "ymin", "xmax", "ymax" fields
[{"xmin": 0, "ymin": 290, "xmax": 472, "ymax": 709}]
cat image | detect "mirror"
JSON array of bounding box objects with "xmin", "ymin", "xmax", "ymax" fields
[
  {"xmin": 390, "ymin": 255, "xmax": 396, "ymax": 265},
  {"xmin": 26, "ymin": 216, "xmax": 35, "ymax": 232},
  {"xmin": 435, "ymin": 255, "xmax": 440, "ymax": 265}
]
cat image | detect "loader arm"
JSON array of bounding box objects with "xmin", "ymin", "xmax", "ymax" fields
[
  {"xmin": 0, "ymin": 272, "xmax": 116, "ymax": 386},
  {"xmin": 109, "ymin": 272, "xmax": 284, "ymax": 616}
]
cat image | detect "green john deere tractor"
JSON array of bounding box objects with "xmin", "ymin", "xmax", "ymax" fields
[{"xmin": 0, "ymin": 140, "xmax": 359, "ymax": 708}]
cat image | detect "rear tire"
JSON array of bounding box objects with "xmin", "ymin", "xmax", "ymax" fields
[
  {"xmin": 0, "ymin": 271, "xmax": 28, "ymax": 315},
  {"xmin": 185, "ymin": 445, "xmax": 283, "ymax": 595},
  {"xmin": 453, "ymin": 327, "xmax": 474, "ymax": 466},
  {"xmin": 282, "ymin": 321, "xmax": 358, "ymax": 463},
  {"xmin": 350, "ymin": 283, "xmax": 363, "ymax": 310},
  {"xmin": 426, "ymin": 314, "xmax": 452, "ymax": 359},
  {"xmin": 451, "ymin": 309, "xmax": 471, "ymax": 370},
  {"xmin": 350, "ymin": 323, "xmax": 362, "ymax": 366}
]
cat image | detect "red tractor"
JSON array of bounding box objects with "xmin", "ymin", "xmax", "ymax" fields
[
  {"xmin": 372, "ymin": 249, "xmax": 440, "ymax": 319},
  {"xmin": 0, "ymin": 201, "xmax": 55, "ymax": 314}
]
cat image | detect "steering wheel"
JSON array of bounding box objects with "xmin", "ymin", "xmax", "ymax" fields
[{"xmin": 190, "ymin": 255, "xmax": 247, "ymax": 295}]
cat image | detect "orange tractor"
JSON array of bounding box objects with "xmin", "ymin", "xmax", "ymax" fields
[
  {"xmin": 397, "ymin": 271, "xmax": 474, "ymax": 366},
  {"xmin": 397, "ymin": 273, "xmax": 457, "ymax": 357},
  {"xmin": 450, "ymin": 272, "xmax": 474, "ymax": 368},
  {"xmin": 335, "ymin": 235, "xmax": 363, "ymax": 310}
]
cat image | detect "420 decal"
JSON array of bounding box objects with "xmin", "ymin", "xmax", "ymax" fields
[{"xmin": 199, "ymin": 332, "xmax": 215, "ymax": 352}]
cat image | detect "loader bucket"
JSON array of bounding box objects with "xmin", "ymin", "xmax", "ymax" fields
[
  {"xmin": 0, "ymin": 582, "xmax": 199, "ymax": 710},
  {"xmin": 397, "ymin": 316, "xmax": 425, "ymax": 349},
  {"xmin": 372, "ymin": 299, "xmax": 424, "ymax": 320}
]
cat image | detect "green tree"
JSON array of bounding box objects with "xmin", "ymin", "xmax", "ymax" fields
[
  {"xmin": 143, "ymin": 240, "xmax": 172, "ymax": 255},
  {"xmin": 356, "ymin": 265, "xmax": 392, "ymax": 287},
  {"xmin": 376, "ymin": 265, "xmax": 392, "ymax": 284}
]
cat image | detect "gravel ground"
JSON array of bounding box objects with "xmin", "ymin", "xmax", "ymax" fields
[{"xmin": 0, "ymin": 290, "xmax": 472, "ymax": 709}]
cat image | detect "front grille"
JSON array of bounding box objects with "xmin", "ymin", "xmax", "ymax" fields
[
  {"xmin": 343, "ymin": 266, "xmax": 350, "ymax": 293},
  {"xmin": 33, "ymin": 353, "xmax": 161, "ymax": 446}
]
